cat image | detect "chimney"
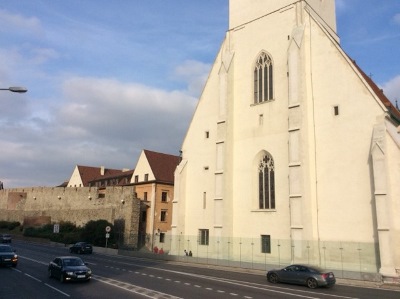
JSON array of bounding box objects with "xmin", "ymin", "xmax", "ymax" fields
[{"xmin": 100, "ymin": 166, "xmax": 105, "ymax": 176}]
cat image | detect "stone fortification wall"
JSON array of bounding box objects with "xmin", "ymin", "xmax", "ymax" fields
[{"xmin": 0, "ymin": 186, "xmax": 140, "ymax": 247}]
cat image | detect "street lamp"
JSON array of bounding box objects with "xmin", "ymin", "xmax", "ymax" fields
[{"xmin": 0, "ymin": 86, "xmax": 28, "ymax": 93}]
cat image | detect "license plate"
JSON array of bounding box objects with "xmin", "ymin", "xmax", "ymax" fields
[
  {"xmin": 77, "ymin": 275, "xmax": 85, "ymax": 278},
  {"xmin": 4, "ymin": 258, "xmax": 11, "ymax": 261}
]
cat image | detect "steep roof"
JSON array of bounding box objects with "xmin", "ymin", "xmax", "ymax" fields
[
  {"xmin": 352, "ymin": 60, "xmax": 400, "ymax": 125},
  {"xmin": 76, "ymin": 165, "xmax": 126, "ymax": 186},
  {"xmin": 89, "ymin": 169, "xmax": 134, "ymax": 186},
  {"xmin": 143, "ymin": 150, "xmax": 180, "ymax": 183}
]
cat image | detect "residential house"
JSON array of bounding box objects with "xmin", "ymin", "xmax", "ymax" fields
[
  {"xmin": 131, "ymin": 149, "xmax": 180, "ymax": 251},
  {"xmin": 67, "ymin": 165, "xmax": 132, "ymax": 188}
]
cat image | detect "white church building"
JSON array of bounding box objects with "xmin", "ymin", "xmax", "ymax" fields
[{"xmin": 171, "ymin": 0, "xmax": 400, "ymax": 281}]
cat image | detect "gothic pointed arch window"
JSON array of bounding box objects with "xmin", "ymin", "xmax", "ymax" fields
[
  {"xmin": 254, "ymin": 52, "xmax": 273, "ymax": 104},
  {"xmin": 258, "ymin": 153, "xmax": 275, "ymax": 209}
]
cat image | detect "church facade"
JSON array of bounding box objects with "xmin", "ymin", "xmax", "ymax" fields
[{"xmin": 171, "ymin": 0, "xmax": 400, "ymax": 280}]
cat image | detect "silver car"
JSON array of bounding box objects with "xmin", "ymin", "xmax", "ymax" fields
[{"xmin": 267, "ymin": 264, "xmax": 336, "ymax": 289}]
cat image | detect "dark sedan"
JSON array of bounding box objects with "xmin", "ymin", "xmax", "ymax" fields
[
  {"xmin": 48, "ymin": 256, "xmax": 92, "ymax": 282},
  {"xmin": 69, "ymin": 242, "xmax": 93, "ymax": 254},
  {"xmin": 0, "ymin": 234, "xmax": 12, "ymax": 243},
  {"xmin": 0, "ymin": 244, "xmax": 18, "ymax": 267},
  {"xmin": 267, "ymin": 264, "xmax": 336, "ymax": 289}
]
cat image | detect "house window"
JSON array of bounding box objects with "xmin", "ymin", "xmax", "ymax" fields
[
  {"xmin": 334, "ymin": 106, "xmax": 339, "ymax": 116},
  {"xmin": 198, "ymin": 229, "xmax": 209, "ymax": 245},
  {"xmin": 203, "ymin": 192, "xmax": 206, "ymax": 209},
  {"xmin": 261, "ymin": 235, "xmax": 271, "ymax": 253},
  {"xmin": 161, "ymin": 191, "xmax": 168, "ymax": 202},
  {"xmin": 254, "ymin": 52, "xmax": 273, "ymax": 104},
  {"xmin": 134, "ymin": 175, "xmax": 139, "ymax": 183},
  {"xmin": 205, "ymin": 131, "xmax": 209, "ymax": 138},
  {"xmin": 143, "ymin": 192, "xmax": 148, "ymax": 201},
  {"xmin": 161, "ymin": 210, "xmax": 167, "ymax": 222},
  {"xmin": 259, "ymin": 154, "xmax": 275, "ymax": 209},
  {"xmin": 159, "ymin": 232, "xmax": 165, "ymax": 243},
  {"xmin": 144, "ymin": 174, "xmax": 149, "ymax": 181}
]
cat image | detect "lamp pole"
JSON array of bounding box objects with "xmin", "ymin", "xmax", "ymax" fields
[{"xmin": 0, "ymin": 86, "xmax": 28, "ymax": 93}]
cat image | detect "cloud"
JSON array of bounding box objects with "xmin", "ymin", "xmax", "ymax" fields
[
  {"xmin": 382, "ymin": 75, "xmax": 400, "ymax": 105},
  {"xmin": 0, "ymin": 75, "xmax": 198, "ymax": 187},
  {"xmin": 393, "ymin": 13, "xmax": 400, "ymax": 25},
  {"xmin": 172, "ymin": 60, "xmax": 211, "ymax": 96},
  {"xmin": 335, "ymin": 0, "xmax": 347, "ymax": 13},
  {"xmin": 0, "ymin": 9, "xmax": 43, "ymax": 36}
]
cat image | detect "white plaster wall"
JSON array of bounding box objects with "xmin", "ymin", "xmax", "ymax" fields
[
  {"xmin": 68, "ymin": 166, "xmax": 83, "ymax": 187},
  {"xmin": 131, "ymin": 151, "xmax": 155, "ymax": 183},
  {"xmin": 304, "ymin": 18, "xmax": 385, "ymax": 243}
]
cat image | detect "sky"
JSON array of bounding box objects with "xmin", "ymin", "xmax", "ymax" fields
[{"xmin": 0, "ymin": 0, "xmax": 399, "ymax": 188}]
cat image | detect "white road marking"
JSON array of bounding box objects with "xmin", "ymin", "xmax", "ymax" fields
[{"xmin": 44, "ymin": 283, "xmax": 70, "ymax": 297}]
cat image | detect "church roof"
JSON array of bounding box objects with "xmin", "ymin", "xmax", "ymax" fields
[{"xmin": 352, "ymin": 60, "xmax": 400, "ymax": 125}]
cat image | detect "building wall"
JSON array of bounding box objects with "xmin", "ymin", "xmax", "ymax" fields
[
  {"xmin": 0, "ymin": 186, "xmax": 140, "ymax": 248},
  {"xmin": 67, "ymin": 166, "xmax": 83, "ymax": 187},
  {"xmin": 135, "ymin": 183, "xmax": 174, "ymax": 251},
  {"xmin": 172, "ymin": 0, "xmax": 400, "ymax": 278}
]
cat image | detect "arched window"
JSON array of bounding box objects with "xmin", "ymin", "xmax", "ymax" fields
[
  {"xmin": 258, "ymin": 154, "xmax": 275, "ymax": 209},
  {"xmin": 254, "ymin": 52, "xmax": 273, "ymax": 104}
]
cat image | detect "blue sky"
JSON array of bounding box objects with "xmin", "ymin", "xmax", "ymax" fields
[{"xmin": 1, "ymin": 0, "xmax": 399, "ymax": 188}]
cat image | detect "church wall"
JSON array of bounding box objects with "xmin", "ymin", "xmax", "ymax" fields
[
  {"xmin": 304, "ymin": 17, "xmax": 385, "ymax": 244},
  {"xmin": 171, "ymin": 0, "xmax": 398, "ymax": 277},
  {"xmin": 385, "ymin": 123, "xmax": 400, "ymax": 275},
  {"xmin": 228, "ymin": 7, "xmax": 296, "ymax": 241}
]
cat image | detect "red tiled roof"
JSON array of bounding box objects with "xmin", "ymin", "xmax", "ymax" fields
[
  {"xmin": 77, "ymin": 165, "xmax": 128, "ymax": 187},
  {"xmin": 352, "ymin": 60, "xmax": 400, "ymax": 124},
  {"xmin": 143, "ymin": 150, "xmax": 180, "ymax": 184},
  {"xmin": 89, "ymin": 169, "xmax": 134, "ymax": 186}
]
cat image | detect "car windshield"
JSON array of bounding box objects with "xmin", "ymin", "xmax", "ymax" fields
[
  {"xmin": 63, "ymin": 258, "xmax": 84, "ymax": 266},
  {"xmin": 0, "ymin": 246, "xmax": 12, "ymax": 252}
]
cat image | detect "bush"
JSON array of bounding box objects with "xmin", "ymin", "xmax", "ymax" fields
[
  {"xmin": 0, "ymin": 221, "xmax": 20, "ymax": 230},
  {"xmin": 19, "ymin": 219, "xmax": 118, "ymax": 247},
  {"xmin": 81, "ymin": 220, "xmax": 115, "ymax": 247}
]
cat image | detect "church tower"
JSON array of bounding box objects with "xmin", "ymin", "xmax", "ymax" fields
[{"xmin": 230, "ymin": 0, "xmax": 337, "ymax": 35}]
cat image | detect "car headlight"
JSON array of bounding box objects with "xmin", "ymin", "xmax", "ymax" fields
[{"xmin": 87, "ymin": 270, "xmax": 92, "ymax": 274}]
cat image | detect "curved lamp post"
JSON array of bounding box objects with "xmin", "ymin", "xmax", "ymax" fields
[{"xmin": 0, "ymin": 86, "xmax": 28, "ymax": 93}]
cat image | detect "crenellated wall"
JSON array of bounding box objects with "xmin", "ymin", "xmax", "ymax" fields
[{"xmin": 0, "ymin": 186, "xmax": 140, "ymax": 248}]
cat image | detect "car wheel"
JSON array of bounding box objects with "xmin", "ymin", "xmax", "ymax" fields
[
  {"xmin": 59, "ymin": 273, "xmax": 64, "ymax": 283},
  {"xmin": 306, "ymin": 278, "xmax": 318, "ymax": 289},
  {"xmin": 12, "ymin": 263, "xmax": 17, "ymax": 268},
  {"xmin": 268, "ymin": 273, "xmax": 279, "ymax": 283},
  {"xmin": 48, "ymin": 269, "xmax": 53, "ymax": 278}
]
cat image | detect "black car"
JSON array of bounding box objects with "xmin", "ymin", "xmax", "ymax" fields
[
  {"xmin": 0, "ymin": 234, "xmax": 12, "ymax": 243},
  {"xmin": 267, "ymin": 264, "xmax": 336, "ymax": 289},
  {"xmin": 48, "ymin": 256, "xmax": 92, "ymax": 282},
  {"xmin": 0, "ymin": 244, "xmax": 18, "ymax": 267},
  {"xmin": 69, "ymin": 242, "xmax": 93, "ymax": 254}
]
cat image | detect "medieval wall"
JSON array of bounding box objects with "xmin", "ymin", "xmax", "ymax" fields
[{"xmin": 0, "ymin": 186, "xmax": 140, "ymax": 247}]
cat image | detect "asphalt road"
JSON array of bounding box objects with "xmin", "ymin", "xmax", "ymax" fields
[{"xmin": 1, "ymin": 240, "xmax": 399, "ymax": 299}]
